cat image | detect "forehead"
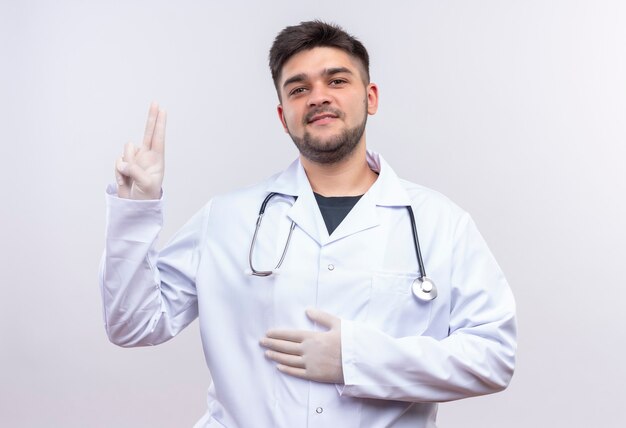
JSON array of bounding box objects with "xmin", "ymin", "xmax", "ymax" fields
[{"xmin": 280, "ymin": 47, "xmax": 364, "ymax": 85}]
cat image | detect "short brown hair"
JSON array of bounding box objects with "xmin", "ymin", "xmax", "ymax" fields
[{"xmin": 269, "ymin": 20, "xmax": 370, "ymax": 92}]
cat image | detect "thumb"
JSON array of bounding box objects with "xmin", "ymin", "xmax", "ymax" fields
[
  {"xmin": 306, "ymin": 308, "xmax": 339, "ymax": 330},
  {"xmin": 115, "ymin": 157, "xmax": 130, "ymax": 198}
]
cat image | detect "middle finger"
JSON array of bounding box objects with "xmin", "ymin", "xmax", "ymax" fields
[
  {"xmin": 260, "ymin": 337, "xmax": 302, "ymax": 355},
  {"xmin": 142, "ymin": 102, "xmax": 159, "ymax": 149}
]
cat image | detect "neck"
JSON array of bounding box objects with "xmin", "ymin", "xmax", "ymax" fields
[{"xmin": 300, "ymin": 143, "xmax": 378, "ymax": 196}]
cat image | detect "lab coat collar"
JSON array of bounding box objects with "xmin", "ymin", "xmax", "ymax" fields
[
  {"xmin": 364, "ymin": 150, "xmax": 412, "ymax": 207},
  {"xmin": 265, "ymin": 150, "xmax": 411, "ymax": 245},
  {"xmin": 266, "ymin": 157, "xmax": 324, "ymax": 244}
]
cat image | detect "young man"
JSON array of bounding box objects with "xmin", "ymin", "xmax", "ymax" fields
[{"xmin": 103, "ymin": 21, "xmax": 516, "ymax": 428}]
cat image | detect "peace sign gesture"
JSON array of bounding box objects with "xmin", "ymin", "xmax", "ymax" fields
[{"xmin": 115, "ymin": 102, "xmax": 167, "ymax": 200}]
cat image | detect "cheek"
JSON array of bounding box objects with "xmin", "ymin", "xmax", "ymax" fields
[{"xmin": 283, "ymin": 109, "xmax": 301, "ymax": 129}]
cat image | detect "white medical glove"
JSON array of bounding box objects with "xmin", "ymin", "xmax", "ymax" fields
[
  {"xmin": 260, "ymin": 308, "xmax": 344, "ymax": 384},
  {"xmin": 114, "ymin": 102, "xmax": 166, "ymax": 200}
]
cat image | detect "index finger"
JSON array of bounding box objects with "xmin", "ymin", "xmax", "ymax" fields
[
  {"xmin": 142, "ymin": 102, "xmax": 159, "ymax": 149},
  {"xmin": 151, "ymin": 108, "xmax": 167, "ymax": 154},
  {"xmin": 265, "ymin": 328, "xmax": 310, "ymax": 342}
]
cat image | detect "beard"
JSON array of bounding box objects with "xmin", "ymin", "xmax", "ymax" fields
[{"xmin": 287, "ymin": 101, "xmax": 368, "ymax": 165}]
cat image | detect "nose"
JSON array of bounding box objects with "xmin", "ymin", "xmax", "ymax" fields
[{"xmin": 307, "ymin": 84, "xmax": 332, "ymax": 107}]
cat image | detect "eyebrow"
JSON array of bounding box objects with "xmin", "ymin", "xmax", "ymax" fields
[{"xmin": 282, "ymin": 67, "xmax": 354, "ymax": 89}]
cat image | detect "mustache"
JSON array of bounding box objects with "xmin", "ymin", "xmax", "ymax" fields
[{"xmin": 303, "ymin": 107, "xmax": 344, "ymax": 124}]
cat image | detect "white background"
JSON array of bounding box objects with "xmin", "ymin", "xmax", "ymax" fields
[{"xmin": 1, "ymin": 1, "xmax": 625, "ymax": 427}]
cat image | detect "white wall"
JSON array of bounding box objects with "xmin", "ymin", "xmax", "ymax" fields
[{"xmin": 1, "ymin": 1, "xmax": 624, "ymax": 426}]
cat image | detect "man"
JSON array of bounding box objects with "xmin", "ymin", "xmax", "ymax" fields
[{"xmin": 102, "ymin": 21, "xmax": 516, "ymax": 427}]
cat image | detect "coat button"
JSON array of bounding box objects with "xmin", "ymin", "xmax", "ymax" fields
[
  {"xmin": 316, "ymin": 407, "xmax": 323, "ymax": 414},
  {"xmin": 327, "ymin": 264, "xmax": 335, "ymax": 271}
]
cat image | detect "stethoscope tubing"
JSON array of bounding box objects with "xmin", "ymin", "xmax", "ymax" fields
[
  {"xmin": 248, "ymin": 192, "xmax": 436, "ymax": 301},
  {"xmin": 249, "ymin": 192, "xmax": 297, "ymax": 276},
  {"xmin": 406, "ymin": 205, "xmax": 427, "ymax": 281}
]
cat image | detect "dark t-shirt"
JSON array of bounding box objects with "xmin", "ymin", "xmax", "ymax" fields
[{"xmin": 314, "ymin": 193, "xmax": 363, "ymax": 235}]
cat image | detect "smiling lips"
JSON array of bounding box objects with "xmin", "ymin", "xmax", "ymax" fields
[{"xmin": 306, "ymin": 110, "xmax": 341, "ymax": 125}]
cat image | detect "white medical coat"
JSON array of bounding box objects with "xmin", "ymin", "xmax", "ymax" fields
[{"xmin": 100, "ymin": 151, "xmax": 516, "ymax": 428}]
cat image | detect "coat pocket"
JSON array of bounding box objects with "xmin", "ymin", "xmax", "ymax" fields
[{"xmin": 367, "ymin": 273, "xmax": 434, "ymax": 337}]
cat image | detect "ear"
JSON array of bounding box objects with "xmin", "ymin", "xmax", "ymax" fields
[
  {"xmin": 366, "ymin": 83, "xmax": 379, "ymax": 115},
  {"xmin": 277, "ymin": 104, "xmax": 289, "ymax": 133}
]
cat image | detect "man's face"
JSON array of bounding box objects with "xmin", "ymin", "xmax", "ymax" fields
[{"xmin": 277, "ymin": 47, "xmax": 378, "ymax": 164}]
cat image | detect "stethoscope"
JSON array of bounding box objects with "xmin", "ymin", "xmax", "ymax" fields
[{"xmin": 248, "ymin": 192, "xmax": 438, "ymax": 302}]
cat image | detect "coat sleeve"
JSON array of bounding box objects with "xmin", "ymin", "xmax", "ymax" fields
[
  {"xmin": 99, "ymin": 185, "xmax": 211, "ymax": 347},
  {"xmin": 338, "ymin": 213, "xmax": 517, "ymax": 402}
]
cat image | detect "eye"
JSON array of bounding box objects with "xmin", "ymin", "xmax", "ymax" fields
[
  {"xmin": 289, "ymin": 87, "xmax": 307, "ymax": 96},
  {"xmin": 330, "ymin": 79, "xmax": 347, "ymax": 86}
]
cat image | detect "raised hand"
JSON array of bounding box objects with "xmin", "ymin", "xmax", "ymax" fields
[{"xmin": 115, "ymin": 102, "xmax": 166, "ymax": 200}]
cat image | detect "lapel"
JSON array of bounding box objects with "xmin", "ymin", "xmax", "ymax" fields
[
  {"xmin": 265, "ymin": 151, "xmax": 412, "ymax": 247},
  {"xmin": 266, "ymin": 158, "xmax": 325, "ymax": 245}
]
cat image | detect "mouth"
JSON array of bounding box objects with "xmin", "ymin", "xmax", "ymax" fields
[{"xmin": 307, "ymin": 113, "xmax": 339, "ymax": 125}]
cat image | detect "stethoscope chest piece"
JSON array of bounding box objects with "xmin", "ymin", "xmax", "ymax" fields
[{"xmin": 412, "ymin": 277, "xmax": 437, "ymax": 301}]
